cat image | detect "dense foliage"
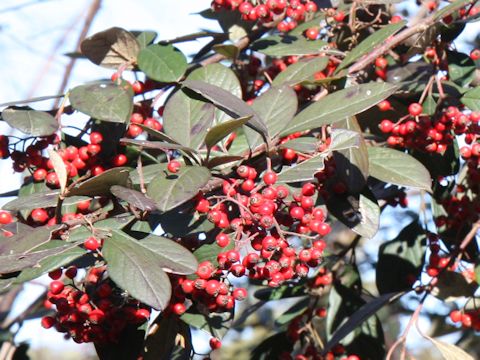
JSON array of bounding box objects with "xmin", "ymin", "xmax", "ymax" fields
[{"xmin": 1, "ymin": 0, "xmax": 480, "ymax": 359}]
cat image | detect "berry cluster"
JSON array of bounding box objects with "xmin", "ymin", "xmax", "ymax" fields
[{"xmin": 42, "ymin": 266, "xmax": 151, "ymax": 344}]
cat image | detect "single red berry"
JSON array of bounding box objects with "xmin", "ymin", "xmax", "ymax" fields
[
  {"xmin": 127, "ymin": 124, "xmax": 143, "ymax": 138},
  {"xmin": 305, "ymin": 27, "xmax": 319, "ymax": 40},
  {"xmin": 290, "ymin": 206, "xmax": 305, "ymax": 219},
  {"xmin": 113, "ymin": 154, "xmax": 127, "ymax": 167},
  {"xmin": 378, "ymin": 100, "xmax": 392, "ymax": 111},
  {"xmin": 470, "ymin": 49, "xmax": 480, "ymax": 61},
  {"xmin": 216, "ymin": 233, "xmax": 230, "ymax": 248},
  {"xmin": 84, "ymin": 236, "xmax": 100, "ymax": 251},
  {"xmin": 131, "ymin": 81, "xmax": 144, "ymax": 94},
  {"xmin": 48, "ymin": 269, "xmax": 63, "ymax": 280},
  {"xmin": 173, "ymin": 302, "xmax": 186, "ymax": 315},
  {"xmin": 263, "ymin": 171, "xmax": 278, "ymax": 185},
  {"xmin": 49, "ymin": 280, "xmax": 64, "ymax": 295},
  {"xmin": 0, "ymin": 211, "xmax": 13, "ymax": 225},
  {"xmin": 89, "ymin": 132, "xmax": 103, "ymax": 145},
  {"xmin": 408, "ymin": 103, "xmax": 422, "ymax": 116},
  {"xmin": 375, "ymin": 57, "xmax": 388, "ymax": 69},
  {"xmin": 209, "ymin": 337, "xmax": 222, "ymax": 350},
  {"xmin": 167, "ymin": 160, "xmax": 181, "ymax": 173},
  {"xmin": 232, "ymin": 287, "xmax": 247, "ymax": 301},
  {"xmin": 41, "ymin": 316, "xmax": 56, "ymax": 329},
  {"xmin": 65, "ymin": 266, "xmax": 77, "ymax": 279},
  {"xmin": 31, "ymin": 208, "xmax": 49, "ymax": 224},
  {"xmin": 33, "ymin": 168, "xmax": 48, "ymax": 182},
  {"xmin": 449, "ymin": 309, "xmax": 462, "ymax": 323}
]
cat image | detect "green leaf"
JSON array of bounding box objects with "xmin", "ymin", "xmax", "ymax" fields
[
  {"xmin": 0, "ymin": 225, "xmax": 61, "ymax": 255},
  {"xmin": 423, "ymin": 94, "xmax": 437, "ymax": 115},
  {"xmin": 333, "ymin": 117, "xmax": 369, "ymax": 193},
  {"xmin": 1, "ymin": 107, "xmax": 58, "ymax": 136},
  {"xmin": 120, "ymin": 138, "xmax": 196, "ymax": 152},
  {"xmin": 144, "ymin": 314, "xmax": 191, "ymax": 360},
  {"xmin": 329, "ymin": 129, "xmax": 361, "ymax": 152},
  {"xmin": 275, "ymin": 297, "xmax": 309, "ymax": 326},
  {"xmin": 104, "ymin": 230, "xmax": 197, "ymax": 310},
  {"xmin": 163, "ymin": 89, "xmax": 215, "ymax": 149},
  {"xmin": 279, "ymin": 137, "xmax": 318, "ymax": 153},
  {"xmin": 80, "ymin": 27, "xmax": 140, "ymax": 69},
  {"xmin": 147, "ymin": 166, "xmax": 211, "ymax": 212},
  {"xmin": 461, "ymin": 86, "xmax": 480, "ymax": 111},
  {"xmin": 137, "ymin": 44, "xmax": 187, "ymax": 82},
  {"xmin": 0, "ymin": 243, "xmax": 79, "ymax": 274},
  {"xmin": 130, "ymin": 164, "xmax": 167, "ymax": 185},
  {"xmin": 192, "ymin": 240, "xmax": 234, "ymax": 267},
  {"xmin": 277, "ymin": 153, "xmax": 327, "ymax": 183},
  {"xmin": 245, "ymin": 85, "xmax": 298, "ymax": 150},
  {"xmin": 159, "ymin": 209, "xmax": 214, "ymax": 238},
  {"xmin": 337, "ymin": 21, "xmax": 406, "ymax": 72},
  {"xmin": 205, "ymin": 116, "xmax": 251, "ymax": 150},
  {"xmin": 447, "ymin": 50, "xmax": 476, "ymax": 86},
  {"xmin": 70, "ymin": 81, "xmax": 133, "ymax": 123},
  {"xmin": 68, "ymin": 167, "xmax": 131, "ymax": 197},
  {"xmin": 252, "ymin": 35, "xmax": 327, "ymax": 57},
  {"xmin": 188, "ymin": 63, "xmax": 242, "ymax": 125},
  {"xmin": 254, "ymin": 283, "xmax": 306, "ymax": 301},
  {"xmin": 368, "ymin": 147, "xmax": 432, "ymax": 191},
  {"xmin": 181, "ymin": 309, "xmax": 233, "ymax": 339},
  {"xmin": 433, "ymin": 0, "xmax": 474, "ymax": 20},
  {"xmin": 182, "ymin": 79, "xmax": 268, "ymax": 136},
  {"xmin": 327, "ymin": 190, "xmax": 380, "ymax": 239},
  {"xmin": 376, "ymin": 220, "xmax": 426, "ymax": 294},
  {"xmin": 3, "ymin": 191, "xmax": 88, "ymax": 212},
  {"xmin": 212, "ymin": 44, "xmax": 239, "ymax": 59},
  {"xmin": 272, "ymin": 57, "xmax": 329, "ymax": 86},
  {"xmin": 323, "ymin": 292, "xmax": 403, "ymax": 355},
  {"xmin": 207, "ymin": 155, "xmax": 243, "ymax": 169},
  {"xmin": 15, "ymin": 241, "xmax": 86, "ymax": 283},
  {"xmin": 283, "ymin": 82, "xmax": 397, "ymax": 135},
  {"xmin": 429, "ymin": 338, "xmax": 475, "ymax": 360},
  {"xmin": 110, "ymin": 186, "xmax": 157, "ymax": 211},
  {"xmin": 134, "ymin": 30, "xmax": 157, "ymax": 49},
  {"xmin": 199, "ymin": 8, "xmax": 252, "ymax": 42}
]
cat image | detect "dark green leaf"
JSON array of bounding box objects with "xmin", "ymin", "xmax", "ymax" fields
[
  {"xmin": 70, "ymin": 81, "xmax": 133, "ymax": 123},
  {"xmin": 275, "ymin": 297, "xmax": 309, "ymax": 326},
  {"xmin": 461, "ymin": 86, "xmax": 480, "ymax": 111},
  {"xmin": 104, "ymin": 230, "xmax": 197, "ymax": 310},
  {"xmin": 80, "ymin": 27, "xmax": 140, "ymax": 69},
  {"xmin": 137, "ymin": 44, "xmax": 187, "ymax": 82},
  {"xmin": 323, "ymin": 292, "xmax": 403, "ymax": 354},
  {"xmin": 329, "ymin": 128, "xmax": 362, "ymax": 152},
  {"xmin": 147, "ymin": 166, "xmax": 210, "ymax": 212},
  {"xmin": 0, "ymin": 225, "xmax": 61, "ymax": 255},
  {"xmin": 144, "ymin": 314, "xmax": 191, "ymax": 360},
  {"xmin": 110, "ymin": 186, "xmax": 157, "ymax": 211},
  {"xmin": 251, "ymin": 332, "xmax": 293, "ymax": 360},
  {"xmin": 181, "ymin": 309, "xmax": 233, "ymax": 339},
  {"xmin": 193, "ymin": 240, "xmax": 234, "ymax": 266},
  {"xmin": 337, "ymin": 21, "xmax": 406, "ymax": 71},
  {"xmin": 68, "ymin": 167, "xmax": 131, "ymax": 197},
  {"xmin": 1, "ymin": 107, "xmax": 58, "ymax": 136},
  {"xmin": 279, "ymin": 137, "xmax": 318, "ymax": 153},
  {"xmin": 246, "ymin": 85, "xmax": 298, "ymax": 149},
  {"xmin": 277, "ymin": 153, "xmax": 327, "ymax": 183},
  {"xmin": 431, "ymin": 271, "xmax": 478, "ymax": 302},
  {"xmin": 368, "ymin": 147, "xmax": 432, "ymax": 191},
  {"xmin": 327, "ymin": 189, "xmax": 380, "ymax": 239},
  {"xmin": 272, "ymin": 57, "xmax": 329, "ymax": 86},
  {"xmin": 205, "ymin": 116, "xmax": 251, "ymax": 150},
  {"xmin": 282, "ymin": 83, "xmax": 397, "ymax": 135},
  {"xmin": 3, "ymin": 191, "xmax": 88, "ymax": 212},
  {"xmin": 188, "ymin": 64, "xmax": 242, "ymax": 125},
  {"xmin": 120, "ymin": 138, "xmax": 196, "ymax": 152},
  {"xmin": 15, "ymin": 241, "xmax": 86, "ymax": 283},
  {"xmin": 163, "ymin": 89, "xmax": 215, "ymax": 149},
  {"xmin": 447, "ymin": 50, "xmax": 476, "ymax": 86},
  {"xmin": 423, "ymin": 94, "xmax": 437, "ymax": 115},
  {"xmin": 95, "ymin": 324, "xmax": 145, "ymax": 360},
  {"xmin": 252, "ymin": 35, "xmax": 327, "ymax": 56},
  {"xmin": 254, "ymin": 283, "xmax": 306, "ymax": 301},
  {"xmin": 0, "ymin": 243, "xmax": 79, "ymax": 274},
  {"xmin": 130, "ymin": 164, "xmax": 167, "ymax": 185},
  {"xmin": 207, "ymin": 155, "xmax": 243, "ymax": 169},
  {"xmin": 212, "ymin": 44, "xmax": 239, "ymax": 59},
  {"xmin": 182, "ymin": 79, "xmax": 268, "ymax": 136},
  {"xmin": 376, "ymin": 220, "xmax": 426, "ymax": 294},
  {"xmin": 333, "ymin": 117, "xmax": 369, "ymax": 193}
]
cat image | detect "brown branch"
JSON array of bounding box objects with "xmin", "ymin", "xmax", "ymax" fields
[
  {"xmin": 53, "ymin": 0, "xmax": 102, "ymax": 108},
  {"xmin": 348, "ymin": 2, "xmax": 475, "ymax": 74}
]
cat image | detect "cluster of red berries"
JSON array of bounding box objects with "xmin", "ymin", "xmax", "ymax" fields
[
  {"xmin": 379, "ymin": 103, "xmax": 479, "ymax": 154},
  {"xmin": 210, "ymin": 0, "xmax": 319, "ymax": 31},
  {"xmin": 449, "ymin": 308, "xmax": 480, "ymax": 331},
  {"xmin": 42, "ymin": 266, "xmax": 151, "ymax": 344},
  {"xmin": 125, "ymin": 104, "xmax": 163, "ymax": 139},
  {"xmin": 190, "ymin": 164, "xmax": 331, "ymax": 289}
]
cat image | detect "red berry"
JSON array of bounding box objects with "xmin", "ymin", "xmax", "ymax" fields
[
  {"xmin": 33, "ymin": 168, "xmax": 48, "ymax": 182},
  {"xmin": 209, "ymin": 337, "xmax": 222, "ymax": 350},
  {"xmin": 84, "ymin": 236, "xmax": 100, "ymax": 251},
  {"xmin": 89, "ymin": 131, "xmax": 103, "ymax": 145},
  {"xmin": 113, "ymin": 154, "xmax": 127, "ymax": 167},
  {"xmin": 470, "ymin": 49, "xmax": 480, "ymax": 61},
  {"xmin": 378, "ymin": 100, "xmax": 392, "ymax": 111},
  {"xmin": 49, "ymin": 280, "xmax": 64, "ymax": 295},
  {"xmin": 41, "ymin": 316, "xmax": 56, "ymax": 329},
  {"xmin": 48, "ymin": 269, "xmax": 63, "ymax": 280},
  {"xmin": 305, "ymin": 27, "xmax": 319, "ymax": 40},
  {"xmin": 216, "ymin": 233, "xmax": 230, "ymax": 248},
  {"xmin": 290, "ymin": 206, "xmax": 305, "ymax": 219},
  {"xmin": 167, "ymin": 160, "xmax": 181, "ymax": 173},
  {"xmin": 173, "ymin": 302, "xmax": 186, "ymax": 315},
  {"xmin": 375, "ymin": 57, "xmax": 388, "ymax": 69},
  {"xmin": 408, "ymin": 103, "xmax": 422, "ymax": 116},
  {"xmin": 449, "ymin": 309, "xmax": 462, "ymax": 323},
  {"xmin": 263, "ymin": 171, "xmax": 278, "ymax": 185},
  {"xmin": 31, "ymin": 208, "xmax": 49, "ymax": 224},
  {"xmin": 379, "ymin": 119, "xmax": 394, "ymax": 133},
  {"xmin": 0, "ymin": 211, "xmax": 13, "ymax": 225},
  {"xmin": 232, "ymin": 287, "xmax": 247, "ymax": 301}
]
